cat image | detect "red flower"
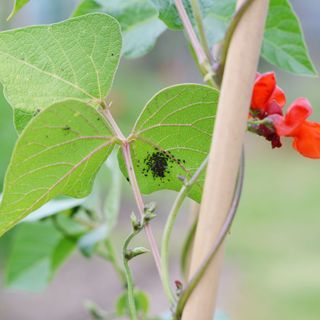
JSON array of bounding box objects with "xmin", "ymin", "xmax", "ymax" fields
[
  {"xmin": 271, "ymin": 98, "xmax": 320, "ymax": 159},
  {"xmin": 251, "ymin": 72, "xmax": 286, "ymax": 118}
]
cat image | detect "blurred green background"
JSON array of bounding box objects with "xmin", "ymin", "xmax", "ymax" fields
[{"xmin": 0, "ymin": 0, "xmax": 320, "ymax": 319}]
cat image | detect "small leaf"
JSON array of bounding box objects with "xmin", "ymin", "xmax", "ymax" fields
[
  {"xmin": 73, "ymin": 0, "xmax": 166, "ymax": 59},
  {"xmin": 116, "ymin": 290, "xmax": 149, "ymax": 316},
  {"xmin": 5, "ymin": 221, "xmax": 75, "ymax": 292},
  {"xmin": 0, "ymin": 13, "xmax": 122, "ymax": 131},
  {"xmin": 120, "ymin": 84, "xmax": 218, "ymax": 202},
  {"xmin": 0, "ymin": 100, "xmax": 115, "ymax": 237},
  {"xmin": 7, "ymin": 0, "xmax": 30, "ymax": 20},
  {"xmin": 262, "ymin": 0, "xmax": 317, "ymax": 76}
]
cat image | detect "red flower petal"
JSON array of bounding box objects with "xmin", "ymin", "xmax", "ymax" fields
[
  {"xmin": 273, "ymin": 98, "xmax": 312, "ymax": 136},
  {"xmin": 251, "ymin": 72, "xmax": 276, "ymax": 111},
  {"xmin": 270, "ymin": 86, "xmax": 286, "ymax": 108},
  {"xmin": 292, "ymin": 121, "xmax": 320, "ymax": 159}
]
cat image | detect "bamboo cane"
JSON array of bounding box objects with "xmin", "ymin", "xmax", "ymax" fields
[{"xmin": 181, "ymin": 0, "xmax": 269, "ymax": 319}]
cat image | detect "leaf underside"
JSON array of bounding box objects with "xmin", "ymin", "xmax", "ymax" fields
[
  {"xmin": 0, "ymin": 13, "xmax": 122, "ymax": 132},
  {"xmin": 0, "ymin": 100, "xmax": 115, "ymax": 237},
  {"xmin": 119, "ymin": 84, "xmax": 219, "ymax": 203}
]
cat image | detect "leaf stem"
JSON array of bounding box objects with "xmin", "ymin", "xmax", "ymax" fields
[
  {"xmin": 101, "ymin": 105, "xmax": 162, "ymax": 280},
  {"xmin": 175, "ymin": 0, "xmax": 217, "ymax": 87},
  {"xmin": 174, "ymin": 151, "xmax": 245, "ymax": 319},
  {"xmin": 122, "ymin": 143, "xmax": 162, "ymax": 277},
  {"xmin": 160, "ymin": 157, "xmax": 208, "ymax": 306}
]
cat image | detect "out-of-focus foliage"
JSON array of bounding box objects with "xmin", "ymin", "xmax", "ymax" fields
[{"xmin": 73, "ymin": 0, "xmax": 167, "ymax": 58}]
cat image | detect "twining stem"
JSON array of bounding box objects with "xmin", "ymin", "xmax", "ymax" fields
[
  {"xmin": 101, "ymin": 107, "xmax": 162, "ymax": 279},
  {"xmin": 123, "ymin": 229, "xmax": 141, "ymax": 320},
  {"xmin": 161, "ymin": 158, "xmax": 209, "ymax": 305},
  {"xmin": 190, "ymin": 0, "xmax": 211, "ymax": 61},
  {"xmin": 174, "ymin": 151, "xmax": 245, "ymax": 319}
]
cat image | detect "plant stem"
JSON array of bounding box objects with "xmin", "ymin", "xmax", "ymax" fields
[
  {"xmin": 180, "ymin": 218, "xmax": 197, "ymax": 279},
  {"xmin": 175, "ymin": 0, "xmax": 207, "ymax": 65},
  {"xmin": 161, "ymin": 158, "xmax": 208, "ymax": 306},
  {"xmin": 174, "ymin": 151, "xmax": 245, "ymax": 319},
  {"xmin": 123, "ymin": 229, "xmax": 141, "ymax": 320},
  {"xmin": 101, "ymin": 105, "xmax": 162, "ymax": 280},
  {"xmin": 190, "ymin": 0, "xmax": 211, "ymax": 61},
  {"xmin": 175, "ymin": 0, "xmax": 217, "ymax": 87},
  {"xmin": 122, "ymin": 142, "xmax": 162, "ymax": 277}
]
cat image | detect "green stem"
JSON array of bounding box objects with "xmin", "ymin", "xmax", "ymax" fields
[
  {"xmin": 174, "ymin": 151, "xmax": 245, "ymax": 319},
  {"xmin": 190, "ymin": 0, "xmax": 211, "ymax": 61},
  {"xmin": 123, "ymin": 229, "xmax": 140, "ymax": 320},
  {"xmin": 160, "ymin": 158, "xmax": 208, "ymax": 306}
]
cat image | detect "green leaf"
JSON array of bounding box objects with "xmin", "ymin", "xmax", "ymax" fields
[
  {"xmin": 73, "ymin": 0, "xmax": 166, "ymax": 59},
  {"xmin": 201, "ymin": 0, "xmax": 235, "ymax": 44},
  {"xmin": 84, "ymin": 150, "xmax": 122, "ymax": 230},
  {"xmin": 5, "ymin": 221, "xmax": 75, "ymax": 292},
  {"xmin": 78, "ymin": 151, "xmax": 122, "ymax": 255},
  {"xmin": 262, "ymin": 0, "xmax": 317, "ymax": 76},
  {"xmin": 116, "ymin": 290, "xmax": 149, "ymax": 316},
  {"xmin": 0, "ymin": 13, "xmax": 122, "ymax": 131},
  {"xmin": 150, "ymin": 0, "xmax": 192, "ymax": 30},
  {"xmin": 120, "ymin": 84, "xmax": 218, "ymax": 203},
  {"xmin": 22, "ymin": 197, "xmax": 85, "ymax": 222},
  {"xmin": 7, "ymin": 0, "xmax": 30, "ymax": 20},
  {"xmin": 0, "ymin": 100, "xmax": 115, "ymax": 237},
  {"xmin": 150, "ymin": 0, "xmax": 317, "ymax": 76}
]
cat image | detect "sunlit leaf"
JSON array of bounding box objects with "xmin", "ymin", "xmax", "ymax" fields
[
  {"xmin": 119, "ymin": 84, "xmax": 218, "ymax": 203},
  {"xmin": 0, "ymin": 13, "xmax": 121, "ymax": 131},
  {"xmin": 0, "ymin": 100, "xmax": 115, "ymax": 237}
]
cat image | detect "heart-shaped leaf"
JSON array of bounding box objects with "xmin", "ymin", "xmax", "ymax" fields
[
  {"xmin": 0, "ymin": 100, "xmax": 115, "ymax": 237},
  {"xmin": 0, "ymin": 13, "xmax": 122, "ymax": 132},
  {"xmin": 119, "ymin": 84, "xmax": 219, "ymax": 202}
]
